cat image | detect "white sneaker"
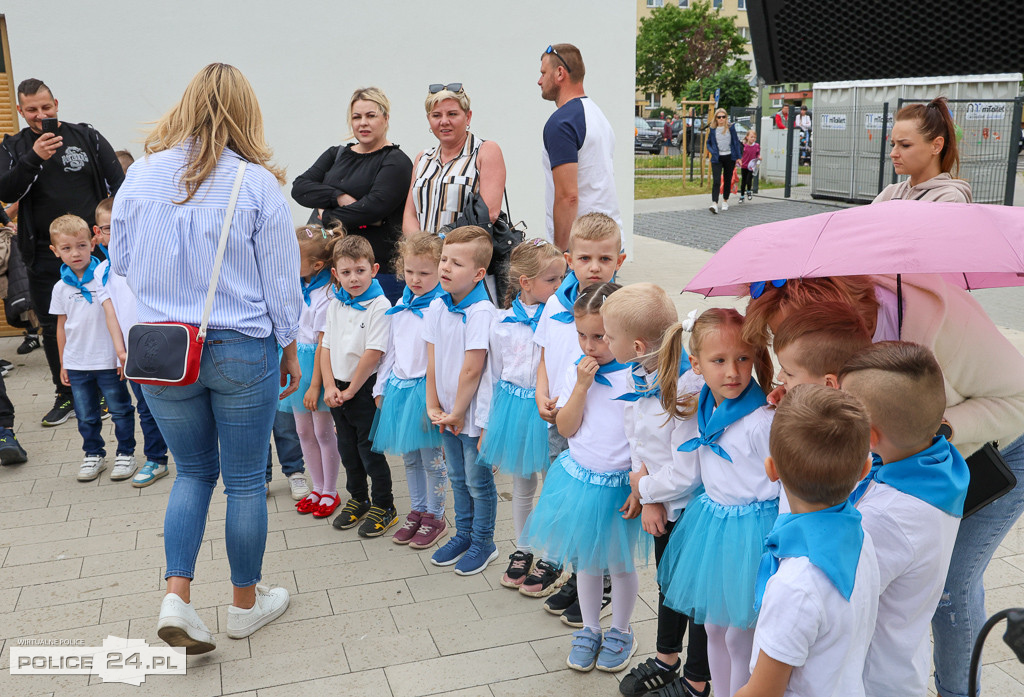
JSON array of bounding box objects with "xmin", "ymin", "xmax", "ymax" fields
[
  {"xmin": 288, "ymin": 473, "xmax": 310, "ymax": 501},
  {"xmin": 227, "ymin": 585, "xmax": 290, "ymax": 639},
  {"xmin": 722, "ymin": 200, "xmax": 730, "ymax": 211},
  {"xmin": 77, "ymin": 455, "xmax": 106, "ymax": 482},
  {"xmin": 708, "ymin": 202, "xmax": 718, "ymax": 214},
  {"xmin": 110, "ymin": 454, "xmax": 138, "ymax": 481},
  {"xmin": 156, "ymin": 592, "xmax": 215, "ymax": 655}
]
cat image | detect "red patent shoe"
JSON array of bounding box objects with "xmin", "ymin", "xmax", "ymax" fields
[
  {"xmin": 295, "ymin": 492, "xmax": 322, "ymax": 515},
  {"xmin": 312, "ymin": 493, "xmax": 340, "ymax": 518}
]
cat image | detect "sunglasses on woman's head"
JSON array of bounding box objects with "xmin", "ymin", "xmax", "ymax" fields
[
  {"xmin": 545, "ymin": 45, "xmax": 572, "ymax": 74},
  {"xmin": 428, "ymin": 83, "xmax": 463, "ymax": 94}
]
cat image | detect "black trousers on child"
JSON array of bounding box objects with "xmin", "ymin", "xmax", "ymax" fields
[
  {"xmin": 740, "ymin": 168, "xmax": 754, "ymax": 196},
  {"xmin": 655, "ymin": 516, "xmax": 712, "ymax": 682},
  {"xmin": 330, "ymin": 374, "xmax": 393, "ymax": 509}
]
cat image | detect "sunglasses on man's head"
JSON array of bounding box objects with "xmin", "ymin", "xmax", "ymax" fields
[
  {"xmin": 544, "ymin": 45, "xmax": 572, "ymax": 74},
  {"xmin": 428, "ymin": 83, "xmax": 463, "ymax": 94}
]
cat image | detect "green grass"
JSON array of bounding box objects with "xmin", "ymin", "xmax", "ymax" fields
[
  {"xmin": 635, "ymin": 154, "xmax": 691, "ymax": 169},
  {"xmin": 798, "ymin": 165, "xmax": 811, "ymax": 175},
  {"xmin": 635, "ymin": 177, "xmax": 787, "ymax": 200}
]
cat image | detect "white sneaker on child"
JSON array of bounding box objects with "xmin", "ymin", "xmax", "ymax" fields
[
  {"xmin": 288, "ymin": 472, "xmax": 310, "ymax": 500},
  {"xmin": 77, "ymin": 455, "xmax": 106, "ymax": 482},
  {"xmin": 110, "ymin": 454, "xmax": 137, "ymax": 481}
]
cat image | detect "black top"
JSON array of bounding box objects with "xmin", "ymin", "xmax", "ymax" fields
[
  {"xmin": 291, "ymin": 143, "xmax": 413, "ymax": 270},
  {"xmin": 0, "ymin": 121, "xmax": 123, "ymax": 269}
]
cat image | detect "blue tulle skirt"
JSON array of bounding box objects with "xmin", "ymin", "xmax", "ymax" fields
[
  {"xmin": 520, "ymin": 451, "xmax": 650, "ymax": 575},
  {"xmin": 478, "ymin": 380, "xmax": 549, "ymax": 477},
  {"xmin": 658, "ymin": 492, "xmax": 778, "ymax": 629},
  {"xmin": 370, "ymin": 375, "xmax": 442, "ymax": 455},
  {"xmin": 279, "ymin": 342, "xmax": 328, "ymax": 413}
]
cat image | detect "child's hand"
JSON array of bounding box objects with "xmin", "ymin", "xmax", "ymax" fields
[
  {"xmin": 60, "ymin": 368, "xmax": 70, "ymax": 387},
  {"xmin": 767, "ymin": 384, "xmax": 788, "ymax": 407},
  {"xmin": 437, "ymin": 412, "xmax": 465, "ymax": 435},
  {"xmin": 303, "ymin": 388, "xmax": 320, "ymax": 412},
  {"xmin": 629, "ymin": 463, "xmax": 649, "ymax": 497},
  {"xmin": 339, "ymin": 387, "xmax": 356, "ymax": 403},
  {"xmin": 374, "ymin": 395, "xmax": 383, "ymax": 409},
  {"xmin": 641, "ymin": 501, "xmax": 668, "ymax": 536},
  {"xmin": 619, "ymin": 492, "xmax": 642, "ymax": 520},
  {"xmin": 323, "ymin": 385, "xmax": 343, "ymax": 407},
  {"xmin": 537, "ymin": 397, "xmax": 559, "ymax": 424},
  {"xmin": 428, "ymin": 407, "xmax": 447, "ymax": 425},
  {"xmin": 576, "ymin": 356, "xmax": 599, "ymax": 388}
]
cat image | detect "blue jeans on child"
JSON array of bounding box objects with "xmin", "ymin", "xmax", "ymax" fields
[
  {"xmin": 67, "ymin": 369, "xmax": 135, "ymax": 456},
  {"xmin": 266, "ymin": 410, "xmax": 305, "ymax": 482},
  {"xmin": 142, "ymin": 330, "xmax": 277, "ymax": 588},
  {"xmin": 129, "ymin": 380, "xmax": 168, "ymax": 465},
  {"xmin": 442, "ymin": 431, "xmax": 496, "ymax": 546},
  {"xmin": 932, "ymin": 432, "xmax": 1024, "ymax": 697},
  {"xmin": 403, "ymin": 446, "xmax": 446, "ymax": 518}
]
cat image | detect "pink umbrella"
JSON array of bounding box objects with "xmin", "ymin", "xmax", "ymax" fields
[{"xmin": 684, "ymin": 200, "xmax": 1024, "ymax": 297}]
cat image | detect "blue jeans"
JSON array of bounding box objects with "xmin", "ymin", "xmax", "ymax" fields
[
  {"xmin": 266, "ymin": 410, "xmax": 305, "ymax": 481},
  {"xmin": 142, "ymin": 330, "xmax": 277, "ymax": 588},
  {"xmin": 932, "ymin": 433, "xmax": 1024, "ymax": 697},
  {"xmin": 129, "ymin": 380, "xmax": 168, "ymax": 465},
  {"xmin": 67, "ymin": 369, "xmax": 135, "ymax": 456},
  {"xmin": 442, "ymin": 431, "xmax": 496, "ymax": 546},
  {"xmin": 402, "ymin": 446, "xmax": 446, "ymax": 517}
]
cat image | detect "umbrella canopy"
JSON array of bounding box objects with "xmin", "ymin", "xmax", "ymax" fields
[{"xmin": 684, "ymin": 200, "xmax": 1024, "ymax": 297}]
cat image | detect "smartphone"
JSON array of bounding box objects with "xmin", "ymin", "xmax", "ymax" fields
[{"xmin": 41, "ymin": 118, "xmax": 58, "ymax": 135}]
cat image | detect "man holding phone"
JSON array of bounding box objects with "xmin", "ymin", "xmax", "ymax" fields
[{"xmin": 0, "ymin": 78, "xmax": 124, "ymax": 426}]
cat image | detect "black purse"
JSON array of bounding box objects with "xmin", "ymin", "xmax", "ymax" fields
[
  {"xmin": 451, "ymin": 185, "xmax": 525, "ymax": 259},
  {"xmin": 963, "ymin": 442, "xmax": 1018, "ymax": 518}
]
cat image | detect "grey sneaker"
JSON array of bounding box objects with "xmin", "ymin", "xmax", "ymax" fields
[
  {"xmin": 226, "ymin": 585, "xmax": 290, "ymax": 639},
  {"xmin": 77, "ymin": 455, "xmax": 106, "ymax": 482},
  {"xmin": 110, "ymin": 454, "xmax": 138, "ymax": 481}
]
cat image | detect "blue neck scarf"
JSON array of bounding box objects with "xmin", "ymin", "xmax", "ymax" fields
[
  {"xmin": 677, "ymin": 381, "xmax": 766, "ymax": 462},
  {"xmin": 501, "ymin": 295, "xmax": 545, "ymax": 332},
  {"xmin": 386, "ymin": 283, "xmax": 445, "ymax": 318},
  {"xmin": 615, "ymin": 353, "xmax": 692, "ymax": 402},
  {"xmin": 551, "ymin": 271, "xmax": 579, "ymax": 324},
  {"xmin": 94, "ymin": 244, "xmax": 111, "ymax": 285},
  {"xmin": 333, "ymin": 278, "xmax": 385, "ymax": 311},
  {"xmin": 441, "ymin": 280, "xmax": 490, "ymax": 323},
  {"xmin": 754, "ymin": 501, "xmax": 865, "ymax": 612},
  {"xmin": 849, "ymin": 437, "xmax": 969, "ymax": 517},
  {"xmin": 574, "ymin": 355, "xmax": 629, "ymax": 387},
  {"xmin": 301, "ymin": 269, "xmax": 331, "ymax": 306},
  {"xmin": 60, "ymin": 258, "xmax": 100, "ymax": 303}
]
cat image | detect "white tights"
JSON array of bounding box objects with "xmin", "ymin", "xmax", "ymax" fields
[
  {"xmin": 578, "ymin": 571, "xmax": 639, "ymax": 634},
  {"xmin": 704, "ymin": 623, "xmax": 754, "ymax": 697},
  {"xmin": 512, "ymin": 473, "xmax": 539, "ymax": 549},
  {"xmin": 293, "ymin": 410, "xmax": 340, "ymax": 497}
]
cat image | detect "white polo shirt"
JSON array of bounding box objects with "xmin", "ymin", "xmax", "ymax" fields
[
  {"xmin": 321, "ymin": 293, "xmax": 392, "ymax": 383},
  {"xmin": 49, "ymin": 276, "xmax": 118, "ymax": 371}
]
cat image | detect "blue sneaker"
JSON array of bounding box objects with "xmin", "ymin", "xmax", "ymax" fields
[
  {"xmin": 132, "ymin": 461, "xmax": 168, "ymax": 488},
  {"xmin": 430, "ymin": 535, "xmax": 471, "ymax": 567},
  {"xmin": 566, "ymin": 627, "xmax": 602, "ymax": 672},
  {"xmin": 454, "ymin": 542, "xmax": 498, "ymax": 576},
  {"xmin": 596, "ymin": 626, "xmax": 636, "ymax": 673}
]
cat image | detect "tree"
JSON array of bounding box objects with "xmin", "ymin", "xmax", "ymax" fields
[
  {"xmin": 636, "ymin": 1, "xmax": 747, "ymax": 102},
  {"xmin": 681, "ymin": 62, "xmax": 756, "ymax": 111}
]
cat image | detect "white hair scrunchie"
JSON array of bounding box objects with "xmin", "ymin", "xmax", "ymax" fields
[{"xmin": 681, "ymin": 309, "xmax": 699, "ymax": 332}]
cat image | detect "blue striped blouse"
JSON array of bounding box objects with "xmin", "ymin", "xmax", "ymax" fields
[{"xmin": 109, "ymin": 145, "xmax": 301, "ymax": 346}]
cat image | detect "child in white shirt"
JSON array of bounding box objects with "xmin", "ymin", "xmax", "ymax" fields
[
  {"xmin": 737, "ymin": 384, "xmax": 880, "ymax": 697},
  {"xmin": 48, "ymin": 214, "xmax": 135, "ymax": 483},
  {"xmin": 321, "ymin": 235, "xmax": 394, "ymax": 537},
  {"xmin": 93, "ymin": 197, "xmax": 168, "ymax": 487},
  {"xmin": 424, "ymin": 226, "xmax": 498, "ymax": 576},
  {"xmin": 371, "ymin": 232, "xmax": 448, "ymax": 549},
  {"xmin": 477, "ymin": 239, "xmax": 567, "ymax": 594},
  {"xmin": 839, "ymin": 342, "xmax": 969, "ymax": 697}
]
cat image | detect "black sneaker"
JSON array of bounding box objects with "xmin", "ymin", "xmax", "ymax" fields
[
  {"xmin": 42, "ymin": 397, "xmax": 74, "ymax": 427},
  {"xmin": 0, "ymin": 428, "xmax": 28, "ymax": 466},
  {"xmin": 358, "ymin": 506, "xmax": 398, "ymax": 538},
  {"xmin": 0, "ymin": 359, "xmax": 12, "ymax": 377},
  {"xmin": 17, "ymin": 331, "xmax": 40, "ymax": 355},
  {"xmin": 333, "ymin": 499, "xmax": 371, "ymax": 530},
  {"xmin": 99, "ymin": 395, "xmax": 110, "ymax": 420},
  {"xmin": 620, "ymin": 657, "xmax": 680, "ymax": 696},
  {"xmin": 650, "ymin": 676, "xmax": 710, "ymax": 697},
  {"xmin": 544, "ymin": 572, "xmax": 578, "ymax": 615},
  {"xmin": 519, "ymin": 559, "xmax": 568, "ymax": 598},
  {"xmin": 560, "ymin": 578, "xmax": 612, "ymax": 628},
  {"xmin": 500, "ymin": 550, "xmax": 534, "ymax": 589}
]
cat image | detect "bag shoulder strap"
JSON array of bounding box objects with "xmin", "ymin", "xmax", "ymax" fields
[{"xmin": 199, "ymin": 161, "xmax": 246, "ymax": 339}]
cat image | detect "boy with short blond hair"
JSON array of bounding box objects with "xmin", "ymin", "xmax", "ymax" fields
[
  {"xmin": 533, "ymin": 212, "xmax": 625, "ymax": 606},
  {"xmin": 48, "ymin": 213, "xmax": 136, "ymax": 482},
  {"xmin": 321, "ymin": 234, "xmax": 395, "ymax": 537},
  {"xmin": 839, "ymin": 342, "xmax": 970, "ymax": 697},
  {"xmin": 773, "ymin": 301, "xmax": 871, "ymax": 391},
  {"xmin": 424, "ymin": 225, "xmax": 498, "ymax": 575},
  {"xmin": 739, "ymin": 384, "xmax": 879, "ymax": 697}
]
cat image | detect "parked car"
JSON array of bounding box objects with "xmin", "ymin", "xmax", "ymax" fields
[
  {"xmin": 635, "ymin": 116, "xmax": 663, "ymax": 154},
  {"xmin": 646, "ymin": 118, "xmax": 684, "ymax": 147}
]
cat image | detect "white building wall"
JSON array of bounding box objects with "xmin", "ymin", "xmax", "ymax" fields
[{"xmin": 2, "ymin": 0, "xmax": 636, "ymax": 253}]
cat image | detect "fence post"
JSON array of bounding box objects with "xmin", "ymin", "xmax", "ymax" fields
[
  {"xmin": 877, "ymin": 102, "xmax": 889, "ymax": 194},
  {"xmin": 753, "ymin": 105, "xmax": 762, "ymax": 194},
  {"xmin": 1004, "ymin": 97, "xmax": 1023, "ymax": 206},
  {"xmin": 784, "ymin": 106, "xmax": 796, "ymax": 198}
]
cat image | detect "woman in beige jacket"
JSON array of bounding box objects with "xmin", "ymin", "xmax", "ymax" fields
[{"xmin": 874, "ymin": 96, "xmax": 972, "ymax": 203}]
